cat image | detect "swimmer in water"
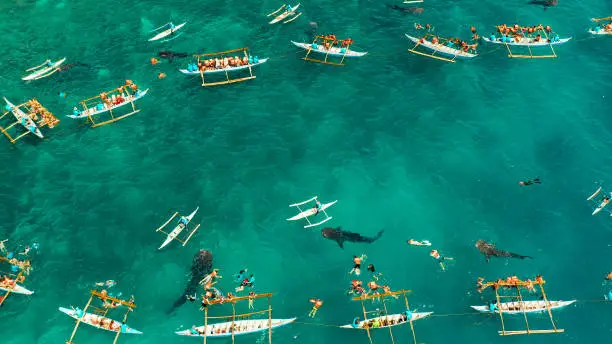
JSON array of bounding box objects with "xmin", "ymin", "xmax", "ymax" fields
[
  {"xmin": 430, "ymin": 250, "xmax": 454, "ymax": 271},
  {"xmin": 200, "ymin": 269, "xmax": 222, "ymax": 286},
  {"xmin": 407, "ymin": 239, "xmax": 432, "ymax": 246},
  {"xmin": 519, "ymin": 178, "xmax": 541, "ymax": 186},
  {"xmin": 308, "ymin": 298, "xmax": 323, "ymax": 318},
  {"xmin": 0, "ymin": 239, "xmax": 7, "ymax": 253},
  {"xmin": 158, "ymin": 72, "xmax": 166, "ymax": 79},
  {"xmin": 58, "ymin": 92, "xmax": 67, "ymax": 98},
  {"xmin": 606, "ymin": 272, "xmax": 612, "ymax": 280},
  {"xmin": 186, "ymin": 293, "xmax": 197, "ymax": 302},
  {"xmin": 150, "ymin": 57, "xmax": 159, "ymax": 65},
  {"xmin": 95, "ymin": 280, "xmax": 117, "ymax": 288},
  {"xmin": 349, "ymin": 254, "xmax": 367, "ymax": 276}
]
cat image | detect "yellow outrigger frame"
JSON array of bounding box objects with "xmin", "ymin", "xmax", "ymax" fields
[
  {"xmin": 78, "ymin": 85, "xmax": 145, "ymax": 128},
  {"xmin": 0, "ymin": 98, "xmax": 59, "ymax": 144},
  {"xmin": 0, "ymin": 255, "xmax": 31, "ymax": 308},
  {"xmin": 194, "ymin": 48, "xmax": 258, "ymax": 87},
  {"xmin": 496, "ymin": 25, "xmax": 559, "ymax": 59},
  {"xmin": 478, "ymin": 277, "xmax": 564, "ymax": 336},
  {"xmin": 200, "ymin": 292, "xmax": 275, "ymax": 344},
  {"xmin": 351, "ymin": 290, "xmax": 425, "ymax": 344},
  {"xmin": 65, "ymin": 290, "xmax": 137, "ymax": 344},
  {"xmin": 301, "ymin": 35, "xmax": 354, "ymax": 66}
]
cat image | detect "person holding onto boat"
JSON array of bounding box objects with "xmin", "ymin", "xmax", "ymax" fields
[
  {"xmin": 407, "ymin": 239, "xmax": 431, "ymax": 246},
  {"xmin": 308, "ymin": 298, "xmax": 323, "ymax": 318},
  {"xmin": 349, "ymin": 254, "xmax": 366, "ymax": 276},
  {"xmin": 519, "ymin": 177, "xmax": 541, "ymax": 186},
  {"xmin": 430, "ymin": 250, "xmax": 453, "ymax": 271}
]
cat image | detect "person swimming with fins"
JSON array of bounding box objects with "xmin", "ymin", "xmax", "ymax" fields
[{"xmin": 519, "ymin": 177, "xmax": 541, "ymax": 186}]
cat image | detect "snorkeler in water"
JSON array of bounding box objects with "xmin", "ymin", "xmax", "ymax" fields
[{"xmin": 519, "ymin": 178, "xmax": 541, "ymax": 186}]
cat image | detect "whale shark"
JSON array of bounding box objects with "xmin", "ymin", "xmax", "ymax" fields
[
  {"xmin": 321, "ymin": 227, "xmax": 384, "ymax": 249},
  {"xmin": 475, "ymin": 240, "xmax": 532, "ymax": 262},
  {"xmin": 168, "ymin": 249, "xmax": 213, "ymax": 313}
]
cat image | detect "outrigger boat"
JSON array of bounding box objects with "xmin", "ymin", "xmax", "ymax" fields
[
  {"xmin": 176, "ymin": 318, "xmax": 297, "ymax": 338},
  {"xmin": 22, "ymin": 58, "xmax": 67, "ymax": 81},
  {"xmin": 471, "ymin": 300, "xmax": 575, "ymax": 314},
  {"xmin": 61, "ymin": 290, "xmax": 141, "ymax": 344},
  {"xmin": 59, "ymin": 307, "xmax": 143, "ymax": 334},
  {"xmin": 180, "ymin": 47, "xmax": 268, "ymax": 86},
  {"xmin": 483, "ymin": 24, "xmax": 571, "ymax": 58},
  {"xmin": 405, "ymin": 33, "xmax": 477, "ymax": 63},
  {"xmin": 287, "ymin": 196, "xmax": 337, "ymax": 228},
  {"xmin": 403, "ymin": 0, "xmax": 424, "ymax": 3},
  {"xmin": 149, "ymin": 22, "xmax": 187, "ymax": 42},
  {"xmin": 589, "ymin": 17, "xmax": 612, "ymax": 35},
  {"xmin": 67, "ymin": 80, "xmax": 148, "ymax": 128},
  {"xmin": 1, "ymin": 97, "xmax": 44, "ymax": 141},
  {"xmin": 340, "ymin": 312, "xmax": 432, "ymax": 329},
  {"xmin": 0, "ymin": 254, "xmax": 34, "ymax": 307},
  {"xmin": 267, "ymin": 4, "xmax": 302, "ymax": 24},
  {"xmin": 292, "ymin": 35, "xmax": 367, "ymax": 66},
  {"xmin": 156, "ymin": 207, "xmax": 200, "ymax": 250},
  {"xmin": 587, "ymin": 187, "xmax": 612, "ymax": 215}
]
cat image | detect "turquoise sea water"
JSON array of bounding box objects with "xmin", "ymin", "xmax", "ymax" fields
[{"xmin": 0, "ymin": 0, "xmax": 611, "ymax": 343}]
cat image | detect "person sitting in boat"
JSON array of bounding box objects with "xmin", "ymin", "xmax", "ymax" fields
[
  {"xmin": 341, "ymin": 38, "xmax": 354, "ymax": 47},
  {"xmin": 431, "ymin": 36, "xmax": 439, "ymax": 44},
  {"xmin": 178, "ymin": 215, "xmax": 189, "ymax": 229},
  {"xmin": 312, "ymin": 200, "xmax": 322, "ymax": 215}
]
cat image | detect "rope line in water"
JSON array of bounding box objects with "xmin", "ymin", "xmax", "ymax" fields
[{"xmin": 291, "ymin": 299, "xmax": 610, "ymax": 329}]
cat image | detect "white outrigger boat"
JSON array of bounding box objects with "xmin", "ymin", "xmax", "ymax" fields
[
  {"xmin": 471, "ymin": 300, "xmax": 575, "ymax": 314},
  {"xmin": 156, "ymin": 207, "xmax": 200, "ymax": 249},
  {"xmin": 291, "ymin": 41, "xmax": 368, "ymax": 58},
  {"xmin": 0, "ymin": 281, "xmax": 34, "ymax": 295},
  {"xmin": 179, "ymin": 58, "xmax": 269, "ymax": 75},
  {"xmin": 149, "ymin": 22, "xmax": 187, "ymax": 42},
  {"xmin": 482, "ymin": 35, "xmax": 572, "ymax": 46},
  {"xmin": 176, "ymin": 318, "xmax": 296, "ymax": 338},
  {"xmin": 59, "ymin": 307, "xmax": 143, "ymax": 334},
  {"xmin": 3, "ymin": 97, "xmax": 43, "ymax": 139},
  {"xmin": 22, "ymin": 58, "xmax": 67, "ymax": 81},
  {"xmin": 287, "ymin": 196, "xmax": 337, "ymax": 228},
  {"xmin": 587, "ymin": 187, "xmax": 612, "ymax": 215},
  {"xmin": 340, "ymin": 312, "xmax": 432, "ymax": 329},
  {"xmin": 589, "ymin": 17, "xmax": 612, "ymax": 35},
  {"xmin": 405, "ymin": 34, "xmax": 477, "ymax": 63},
  {"xmin": 68, "ymin": 89, "xmax": 149, "ymax": 120},
  {"xmin": 267, "ymin": 4, "xmax": 302, "ymax": 24}
]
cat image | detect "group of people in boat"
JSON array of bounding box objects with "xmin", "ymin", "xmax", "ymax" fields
[
  {"xmin": 491, "ymin": 24, "xmax": 561, "ymax": 43},
  {"xmin": 189, "ymin": 319, "xmax": 268, "ymax": 336},
  {"xmin": 316, "ymin": 35, "xmax": 354, "ymax": 50},
  {"xmin": 354, "ymin": 310, "xmax": 414, "ymax": 329},
  {"xmin": 476, "ymin": 275, "xmax": 543, "ymax": 293},
  {"xmin": 186, "ymin": 55, "xmax": 261, "ymax": 73},
  {"xmin": 97, "ymin": 80, "xmax": 140, "ymax": 108},
  {"xmin": 418, "ymin": 35, "xmax": 478, "ymax": 54},
  {"xmin": 0, "ymin": 274, "xmax": 26, "ymax": 289},
  {"xmin": 23, "ymin": 99, "xmax": 59, "ymax": 129},
  {"xmin": 73, "ymin": 307, "xmax": 127, "ymax": 332}
]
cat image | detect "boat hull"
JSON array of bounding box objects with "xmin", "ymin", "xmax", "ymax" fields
[
  {"xmin": 59, "ymin": 307, "xmax": 143, "ymax": 334},
  {"xmin": 287, "ymin": 201, "xmax": 337, "ymax": 221},
  {"xmin": 471, "ymin": 300, "xmax": 575, "ymax": 314},
  {"xmin": 482, "ymin": 36, "xmax": 572, "ymax": 46},
  {"xmin": 22, "ymin": 58, "xmax": 67, "ymax": 81},
  {"xmin": 0, "ymin": 283, "xmax": 34, "ymax": 295},
  {"xmin": 159, "ymin": 207, "xmax": 199, "ymax": 249},
  {"xmin": 149, "ymin": 22, "xmax": 187, "ymax": 41},
  {"xmin": 340, "ymin": 312, "xmax": 432, "ymax": 329},
  {"xmin": 179, "ymin": 59, "xmax": 269, "ymax": 75},
  {"xmin": 291, "ymin": 41, "xmax": 367, "ymax": 57},
  {"xmin": 3, "ymin": 97, "xmax": 44, "ymax": 138},
  {"xmin": 588, "ymin": 29, "xmax": 612, "ymax": 35},
  {"xmin": 176, "ymin": 318, "xmax": 296, "ymax": 338},
  {"xmin": 269, "ymin": 4, "xmax": 300, "ymax": 24},
  {"xmin": 67, "ymin": 88, "xmax": 149, "ymax": 119},
  {"xmin": 405, "ymin": 34, "xmax": 476, "ymax": 59}
]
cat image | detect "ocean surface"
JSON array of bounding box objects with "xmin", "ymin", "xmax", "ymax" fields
[{"xmin": 0, "ymin": 0, "xmax": 610, "ymax": 343}]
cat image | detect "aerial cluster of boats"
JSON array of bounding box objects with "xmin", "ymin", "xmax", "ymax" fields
[{"xmin": 2, "ymin": 1, "xmax": 611, "ymax": 343}]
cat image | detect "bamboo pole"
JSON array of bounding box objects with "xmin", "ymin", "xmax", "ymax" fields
[
  {"xmin": 231, "ymin": 302, "xmax": 236, "ymax": 344},
  {"xmin": 494, "ymin": 288, "xmax": 507, "ymax": 336},
  {"xmin": 380, "ymin": 294, "xmax": 396, "ymax": 344},
  {"xmin": 360, "ymin": 299, "xmax": 374, "ymax": 344},
  {"xmin": 539, "ymin": 283, "xmax": 559, "ymax": 332},
  {"xmin": 515, "ymin": 287, "xmax": 531, "ymax": 334},
  {"xmin": 403, "ymin": 291, "xmax": 418, "ymax": 344},
  {"xmin": 66, "ymin": 294, "xmax": 94, "ymax": 344},
  {"xmin": 203, "ymin": 306, "xmax": 208, "ymax": 344},
  {"xmin": 268, "ymin": 295, "xmax": 272, "ymax": 344}
]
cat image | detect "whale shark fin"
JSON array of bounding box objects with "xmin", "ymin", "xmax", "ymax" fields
[{"xmin": 336, "ymin": 238, "xmax": 345, "ymax": 249}]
